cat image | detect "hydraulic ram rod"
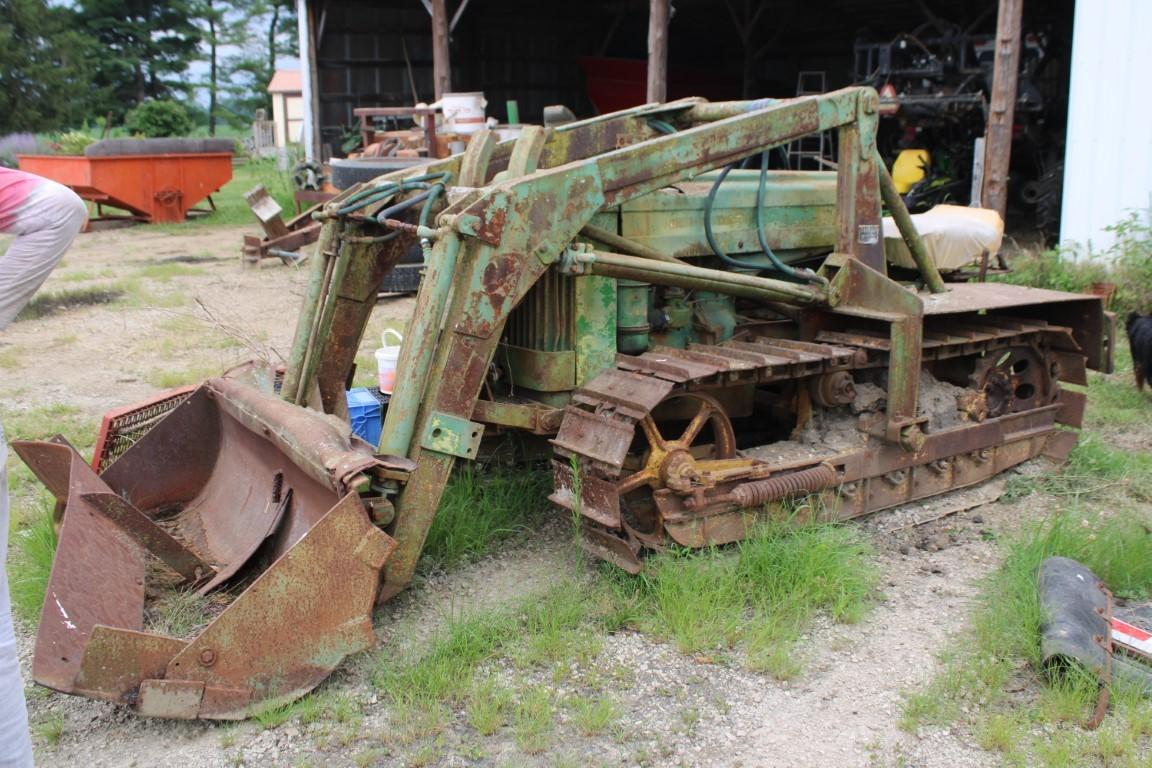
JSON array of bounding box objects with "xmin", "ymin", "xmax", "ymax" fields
[
  {"xmin": 875, "ymin": 152, "xmax": 947, "ymax": 295},
  {"xmin": 567, "ymin": 248, "xmax": 831, "ymax": 306}
]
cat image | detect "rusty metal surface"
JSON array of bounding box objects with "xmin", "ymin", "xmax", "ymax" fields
[
  {"xmin": 160, "ymin": 492, "xmax": 394, "ymax": 719},
  {"xmin": 74, "ymin": 627, "xmax": 185, "ymax": 704},
  {"xmin": 16, "ymin": 381, "xmax": 396, "ymax": 718},
  {"xmin": 920, "ymin": 282, "xmax": 1104, "ymax": 315},
  {"xmin": 82, "ymin": 492, "xmax": 214, "ymax": 583},
  {"xmin": 10, "ymin": 441, "xmax": 147, "ymax": 693}
]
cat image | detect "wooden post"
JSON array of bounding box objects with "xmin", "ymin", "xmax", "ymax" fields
[
  {"xmin": 647, "ymin": 0, "xmax": 670, "ymax": 103},
  {"xmin": 981, "ymin": 0, "xmax": 1024, "ymax": 219},
  {"xmin": 431, "ymin": 0, "xmax": 451, "ymax": 100}
]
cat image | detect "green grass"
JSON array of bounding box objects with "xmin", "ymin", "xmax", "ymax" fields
[
  {"xmin": 421, "ymin": 464, "xmax": 551, "ymax": 569},
  {"xmin": 1002, "ymin": 430, "xmax": 1152, "ymax": 504},
  {"xmin": 371, "ymin": 579, "xmax": 607, "ymax": 750},
  {"xmin": 0, "ymin": 346, "xmax": 22, "ymax": 369},
  {"xmin": 250, "ymin": 687, "xmax": 362, "ymax": 731},
  {"xmin": 605, "ymin": 506, "xmax": 877, "ymax": 676},
  {"xmin": 901, "ymin": 421, "xmax": 1152, "ymax": 765},
  {"xmin": 31, "ymin": 712, "xmax": 65, "ymax": 746},
  {"xmin": 145, "ymin": 364, "xmax": 222, "ymax": 389},
  {"xmin": 568, "ymin": 695, "xmax": 621, "ymax": 735},
  {"xmin": 133, "ymin": 262, "xmax": 207, "ymax": 282},
  {"xmin": 7, "ymin": 501, "xmax": 58, "ymax": 623},
  {"xmin": 465, "ymin": 678, "xmax": 513, "ymax": 736},
  {"xmin": 14, "ymin": 285, "xmax": 125, "ymax": 322},
  {"xmin": 513, "ymin": 686, "xmax": 555, "ymax": 754}
]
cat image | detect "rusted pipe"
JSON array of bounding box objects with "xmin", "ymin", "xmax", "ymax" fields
[
  {"xmin": 682, "ymin": 98, "xmax": 779, "ymax": 122},
  {"xmin": 570, "ymin": 248, "xmax": 830, "ymax": 306},
  {"xmin": 283, "ymin": 220, "xmax": 341, "ymax": 403},
  {"xmin": 876, "ymin": 153, "xmax": 948, "ymax": 294},
  {"xmin": 580, "ymin": 224, "xmax": 682, "ymax": 263}
]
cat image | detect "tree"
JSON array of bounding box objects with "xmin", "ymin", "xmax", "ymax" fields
[
  {"xmin": 0, "ymin": 0, "xmax": 97, "ymax": 132},
  {"xmin": 77, "ymin": 0, "xmax": 202, "ymax": 118},
  {"xmin": 220, "ymin": 0, "xmax": 297, "ymax": 123},
  {"xmin": 193, "ymin": 0, "xmax": 246, "ymax": 135}
]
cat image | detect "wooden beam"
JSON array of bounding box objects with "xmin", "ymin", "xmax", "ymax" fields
[
  {"xmin": 981, "ymin": 0, "xmax": 1024, "ymax": 219},
  {"xmin": 431, "ymin": 0, "xmax": 451, "ymax": 100},
  {"xmin": 647, "ymin": 0, "xmax": 670, "ymax": 103}
]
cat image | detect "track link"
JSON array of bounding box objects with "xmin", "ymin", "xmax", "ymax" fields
[{"xmin": 550, "ymin": 316, "xmax": 1088, "ymax": 571}]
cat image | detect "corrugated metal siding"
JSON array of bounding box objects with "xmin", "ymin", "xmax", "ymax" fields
[{"xmin": 1059, "ymin": 0, "xmax": 1152, "ymax": 253}]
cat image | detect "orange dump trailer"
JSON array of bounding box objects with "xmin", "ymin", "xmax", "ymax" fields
[{"xmin": 19, "ymin": 138, "xmax": 233, "ymax": 224}]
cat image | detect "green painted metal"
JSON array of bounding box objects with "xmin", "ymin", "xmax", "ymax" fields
[
  {"xmin": 295, "ymin": 231, "xmax": 358, "ymax": 405},
  {"xmin": 420, "ymin": 411, "xmax": 485, "ymax": 459},
  {"xmin": 693, "ymin": 292, "xmax": 737, "ymax": 343},
  {"xmin": 655, "ymin": 290, "xmax": 694, "ymax": 348},
  {"xmin": 282, "ymin": 220, "xmax": 340, "ymax": 404},
  {"xmin": 501, "ymin": 345, "xmax": 577, "ymax": 391},
  {"xmin": 616, "ymin": 170, "xmax": 837, "ymax": 260},
  {"xmin": 615, "ymin": 279, "xmax": 651, "ymax": 354},
  {"xmin": 378, "ymin": 233, "xmax": 462, "ymax": 456},
  {"xmin": 573, "ymin": 273, "xmax": 618, "ymax": 385}
]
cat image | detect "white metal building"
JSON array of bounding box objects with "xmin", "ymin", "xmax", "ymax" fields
[{"xmin": 1059, "ymin": 0, "xmax": 1152, "ymax": 253}]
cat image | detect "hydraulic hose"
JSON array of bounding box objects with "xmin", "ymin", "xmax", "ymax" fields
[{"xmin": 703, "ymin": 161, "xmax": 825, "ymax": 287}]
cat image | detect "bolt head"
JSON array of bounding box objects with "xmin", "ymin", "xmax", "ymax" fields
[{"xmin": 199, "ymin": 648, "xmax": 217, "ymax": 667}]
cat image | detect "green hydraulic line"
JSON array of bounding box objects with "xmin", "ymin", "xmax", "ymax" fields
[
  {"xmin": 282, "ymin": 220, "xmax": 341, "ymax": 403},
  {"xmin": 572, "ymin": 249, "xmax": 830, "ymax": 306},
  {"xmin": 378, "ymin": 232, "xmax": 463, "ymax": 457},
  {"xmin": 875, "ymin": 152, "xmax": 947, "ymax": 294}
]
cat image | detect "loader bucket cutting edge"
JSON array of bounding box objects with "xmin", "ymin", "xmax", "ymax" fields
[{"xmin": 13, "ymin": 379, "xmax": 397, "ymax": 719}]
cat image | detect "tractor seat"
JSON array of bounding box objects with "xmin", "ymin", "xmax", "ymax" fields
[{"xmin": 883, "ymin": 204, "xmax": 1004, "ymax": 272}]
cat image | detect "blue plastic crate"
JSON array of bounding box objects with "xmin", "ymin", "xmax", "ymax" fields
[{"xmin": 346, "ymin": 387, "xmax": 383, "ymax": 447}]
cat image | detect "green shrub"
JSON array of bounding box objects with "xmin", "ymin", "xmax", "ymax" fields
[
  {"xmin": 1106, "ymin": 209, "xmax": 1152, "ymax": 315},
  {"xmin": 53, "ymin": 131, "xmax": 95, "ymax": 155},
  {"xmin": 995, "ymin": 247, "xmax": 1107, "ymax": 294},
  {"xmin": 125, "ymin": 100, "xmax": 193, "ymax": 138}
]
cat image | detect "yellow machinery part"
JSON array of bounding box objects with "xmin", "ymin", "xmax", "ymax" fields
[{"xmin": 892, "ymin": 148, "xmax": 930, "ymax": 194}]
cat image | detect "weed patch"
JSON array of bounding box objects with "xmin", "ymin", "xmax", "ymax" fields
[
  {"xmin": 31, "ymin": 712, "xmax": 65, "ymax": 746},
  {"xmin": 421, "ymin": 464, "xmax": 550, "ymax": 569},
  {"xmin": 1003, "ymin": 433, "xmax": 1152, "ymax": 503},
  {"xmin": 6, "ymin": 500, "xmax": 57, "ymax": 623},
  {"xmin": 605, "ymin": 510, "xmax": 877, "ymax": 675},
  {"xmin": 15, "ymin": 286, "xmax": 124, "ymax": 321}
]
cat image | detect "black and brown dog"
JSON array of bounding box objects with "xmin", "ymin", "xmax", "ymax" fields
[{"xmin": 1127, "ymin": 313, "xmax": 1152, "ymax": 390}]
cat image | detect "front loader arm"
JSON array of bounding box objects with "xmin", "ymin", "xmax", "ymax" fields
[{"xmin": 356, "ymin": 87, "xmax": 886, "ymax": 596}]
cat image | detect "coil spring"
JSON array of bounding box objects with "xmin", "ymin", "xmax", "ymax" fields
[{"xmin": 730, "ymin": 463, "xmax": 838, "ymax": 507}]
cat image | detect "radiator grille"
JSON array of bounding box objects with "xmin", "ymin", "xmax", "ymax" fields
[{"xmin": 504, "ymin": 268, "xmax": 575, "ymax": 351}]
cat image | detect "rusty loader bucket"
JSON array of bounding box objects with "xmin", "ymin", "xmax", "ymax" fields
[{"xmin": 13, "ymin": 378, "xmax": 403, "ymax": 719}]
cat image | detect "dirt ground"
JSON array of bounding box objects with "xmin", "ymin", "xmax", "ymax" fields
[{"xmin": 0, "ymin": 223, "xmax": 1114, "ymax": 767}]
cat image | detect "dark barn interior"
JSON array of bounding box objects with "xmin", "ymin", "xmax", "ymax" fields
[
  {"xmin": 306, "ymin": 0, "xmax": 1073, "ymax": 138},
  {"xmin": 304, "ymin": 0, "xmax": 1075, "ymax": 233}
]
